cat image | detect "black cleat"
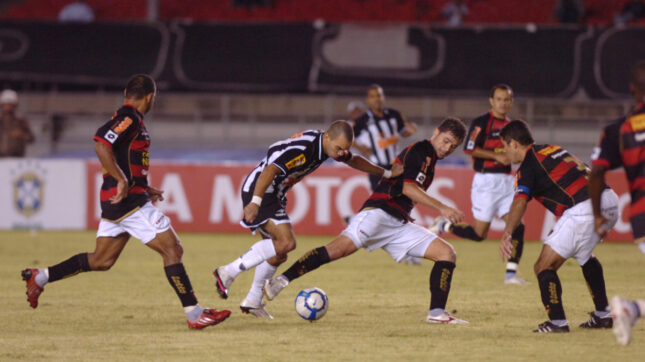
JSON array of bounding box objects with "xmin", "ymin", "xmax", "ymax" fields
[
  {"xmin": 579, "ymin": 312, "xmax": 613, "ymax": 328},
  {"xmin": 533, "ymin": 321, "xmax": 570, "ymax": 333}
]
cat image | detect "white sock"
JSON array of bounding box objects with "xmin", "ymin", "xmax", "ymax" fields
[
  {"xmin": 638, "ymin": 242, "xmax": 645, "ymax": 255},
  {"xmin": 184, "ymin": 304, "xmax": 204, "ymax": 322},
  {"xmin": 35, "ymin": 268, "xmax": 49, "ymax": 287},
  {"xmin": 224, "ymin": 239, "xmax": 276, "ymax": 278},
  {"xmin": 550, "ymin": 319, "xmax": 568, "ymax": 327},
  {"xmin": 428, "ymin": 308, "xmax": 444, "ymax": 317},
  {"xmin": 244, "ymin": 261, "xmax": 277, "ymax": 307},
  {"xmin": 594, "ymin": 310, "xmax": 610, "ymax": 318}
]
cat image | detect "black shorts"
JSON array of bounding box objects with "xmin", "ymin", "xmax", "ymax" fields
[
  {"xmin": 630, "ymin": 212, "xmax": 645, "ymax": 242},
  {"xmin": 240, "ymin": 190, "xmax": 290, "ymax": 232}
]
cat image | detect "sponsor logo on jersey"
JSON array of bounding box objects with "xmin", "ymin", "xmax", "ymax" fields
[
  {"xmin": 635, "ymin": 131, "xmax": 645, "ymax": 142},
  {"xmin": 629, "ymin": 114, "xmax": 645, "ymax": 131},
  {"xmin": 285, "ymin": 154, "xmax": 306, "ymax": 169},
  {"xmin": 415, "ymin": 172, "xmax": 426, "ymax": 184},
  {"xmin": 112, "ymin": 117, "xmax": 133, "ymax": 134},
  {"xmin": 537, "ymin": 145, "xmax": 561, "ymax": 156},
  {"xmin": 377, "ymin": 135, "xmax": 399, "ymax": 149},
  {"xmin": 105, "ymin": 130, "xmax": 118, "ymax": 144}
]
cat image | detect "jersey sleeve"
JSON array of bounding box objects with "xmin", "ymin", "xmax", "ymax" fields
[
  {"xmin": 463, "ymin": 117, "xmax": 486, "ymax": 154},
  {"xmin": 400, "ymin": 143, "xmax": 428, "ymax": 185},
  {"xmin": 395, "ymin": 110, "xmax": 406, "ymax": 132},
  {"xmin": 591, "ymin": 122, "xmax": 622, "ymax": 170},
  {"xmin": 93, "ymin": 114, "xmax": 140, "ymax": 148},
  {"xmin": 271, "ymin": 148, "xmax": 309, "ymax": 174},
  {"xmin": 514, "ymin": 156, "xmax": 536, "ymax": 200}
]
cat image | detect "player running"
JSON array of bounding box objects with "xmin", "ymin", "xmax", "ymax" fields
[
  {"xmin": 21, "ymin": 75, "xmax": 231, "ymax": 329},
  {"xmin": 213, "ymin": 120, "xmax": 402, "ymax": 318},
  {"xmin": 263, "ymin": 118, "xmax": 468, "ymax": 324},
  {"xmin": 430, "ymin": 84, "xmax": 527, "ymax": 284},
  {"xmin": 589, "ymin": 60, "xmax": 645, "ymax": 345},
  {"xmin": 499, "ymin": 120, "xmax": 619, "ymax": 333}
]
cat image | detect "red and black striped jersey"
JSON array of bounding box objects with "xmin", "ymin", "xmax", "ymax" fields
[
  {"xmin": 93, "ymin": 104, "xmax": 150, "ymax": 221},
  {"xmin": 591, "ymin": 103, "xmax": 645, "ymax": 220},
  {"xmin": 514, "ymin": 144, "xmax": 590, "ymax": 217},
  {"xmin": 463, "ymin": 112, "xmax": 511, "ymax": 174},
  {"xmin": 361, "ymin": 139, "xmax": 437, "ymax": 222}
]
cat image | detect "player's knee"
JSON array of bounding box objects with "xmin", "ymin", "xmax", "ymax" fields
[
  {"xmin": 533, "ymin": 261, "xmax": 546, "ymax": 275},
  {"xmin": 92, "ymin": 256, "xmax": 117, "ymax": 271},
  {"xmin": 438, "ymin": 245, "xmax": 457, "ymax": 263},
  {"xmin": 274, "ymin": 237, "xmax": 296, "ymax": 254}
]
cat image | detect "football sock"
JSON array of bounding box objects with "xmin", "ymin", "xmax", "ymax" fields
[
  {"xmin": 537, "ymin": 269, "xmax": 566, "ymax": 321},
  {"xmin": 245, "ymin": 261, "xmax": 277, "ymax": 306},
  {"xmin": 449, "ymin": 224, "xmax": 484, "ymax": 242},
  {"xmin": 594, "ymin": 311, "xmax": 610, "ymax": 318},
  {"xmin": 428, "ymin": 308, "xmax": 444, "ymax": 317},
  {"xmin": 635, "ymin": 300, "xmax": 645, "ymax": 318},
  {"xmin": 184, "ymin": 304, "xmax": 204, "ymax": 322},
  {"xmin": 550, "ymin": 319, "xmax": 568, "ymax": 327},
  {"xmin": 35, "ymin": 268, "xmax": 49, "ymax": 287},
  {"xmin": 581, "ymin": 257, "xmax": 609, "ymax": 312},
  {"xmin": 429, "ymin": 261, "xmax": 456, "ymax": 310},
  {"xmin": 164, "ymin": 263, "xmax": 198, "ymax": 308},
  {"xmin": 506, "ymin": 223, "xmax": 525, "ymax": 271},
  {"xmin": 282, "ymin": 247, "xmax": 330, "ymax": 282},
  {"xmin": 47, "ymin": 253, "xmax": 91, "ymax": 283},
  {"xmin": 224, "ymin": 238, "xmax": 277, "ymax": 278}
]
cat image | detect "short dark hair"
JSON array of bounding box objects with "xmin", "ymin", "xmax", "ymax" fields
[
  {"xmin": 125, "ymin": 74, "xmax": 156, "ymax": 100},
  {"xmin": 367, "ymin": 84, "xmax": 383, "ymax": 94},
  {"xmin": 500, "ymin": 119, "xmax": 534, "ymax": 146},
  {"xmin": 489, "ymin": 83, "xmax": 513, "ymax": 98},
  {"xmin": 437, "ymin": 117, "xmax": 466, "ymax": 141},
  {"xmin": 632, "ymin": 60, "xmax": 645, "ymax": 93},
  {"xmin": 327, "ymin": 120, "xmax": 354, "ymax": 143}
]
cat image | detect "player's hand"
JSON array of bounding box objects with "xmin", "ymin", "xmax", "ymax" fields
[
  {"xmin": 439, "ymin": 205, "xmax": 464, "ymax": 225},
  {"xmin": 244, "ymin": 203, "xmax": 260, "ymax": 223},
  {"xmin": 500, "ymin": 231, "xmax": 513, "ymax": 261},
  {"xmin": 594, "ymin": 215, "xmax": 610, "ymax": 238},
  {"xmin": 110, "ymin": 179, "xmax": 128, "ymax": 204},
  {"xmin": 148, "ymin": 186, "xmax": 165, "ymax": 202},
  {"xmin": 496, "ymin": 153, "xmax": 511, "ymax": 166},
  {"xmin": 390, "ymin": 163, "xmax": 403, "ymax": 178}
]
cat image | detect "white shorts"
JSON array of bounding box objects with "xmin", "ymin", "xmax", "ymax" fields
[
  {"xmin": 342, "ymin": 208, "xmax": 437, "ymax": 262},
  {"xmin": 545, "ymin": 189, "xmax": 619, "ymax": 265},
  {"xmin": 470, "ymin": 172, "xmax": 515, "ymax": 222},
  {"xmin": 96, "ymin": 202, "xmax": 171, "ymax": 244}
]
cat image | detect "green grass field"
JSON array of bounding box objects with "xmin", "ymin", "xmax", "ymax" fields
[{"xmin": 1, "ymin": 231, "xmax": 644, "ymax": 361}]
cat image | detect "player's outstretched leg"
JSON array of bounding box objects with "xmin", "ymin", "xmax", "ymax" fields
[
  {"xmin": 428, "ymin": 218, "xmax": 484, "ymax": 242},
  {"xmin": 240, "ymin": 260, "xmax": 278, "ymax": 319},
  {"xmin": 579, "ymin": 257, "xmax": 612, "ymax": 328},
  {"xmin": 609, "ymin": 296, "xmax": 643, "ymax": 345}
]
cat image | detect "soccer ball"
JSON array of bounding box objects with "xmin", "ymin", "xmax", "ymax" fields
[{"xmin": 295, "ymin": 287, "xmax": 328, "ymax": 321}]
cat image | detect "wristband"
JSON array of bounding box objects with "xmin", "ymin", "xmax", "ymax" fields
[
  {"xmin": 251, "ymin": 195, "xmax": 262, "ymax": 206},
  {"xmin": 383, "ymin": 169, "xmax": 392, "ymax": 178}
]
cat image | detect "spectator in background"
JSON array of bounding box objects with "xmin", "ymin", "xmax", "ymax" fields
[
  {"xmin": 0, "ymin": 89, "xmax": 34, "ymax": 157},
  {"xmin": 554, "ymin": 0, "xmax": 585, "ymax": 24},
  {"xmin": 614, "ymin": 0, "xmax": 645, "ymax": 26},
  {"xmin": 442, "ymin": 0, "xmax": 468, "ymax": 27},
  {"xmin": 346, "ymin": 101, "xmax": 365, "ymax": 122},
  {"xmin": 58, "ymin": 0, "xmax": 94, "ymax": 23}
]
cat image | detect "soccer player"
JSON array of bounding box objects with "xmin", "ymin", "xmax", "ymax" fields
[
  {"xmin": 499, "ymin": 120, "xmax": 619, "ymax": 333},
  {"xmin": 213, "ymin": 120, "xmax": 402, "ymax": 318},
  {"xmin": 263, "ymin": 118, "xmax": 469, "ymax": 324},
  {"xmin": 430, "ymin": 84, "xmax": 527, "ymax": 285},
  {"xmin": 21, "ymin": 74, "xmax": 231, "ymax": 329},
  {"xmin": 589, "ymin": 60, "xmax": 645, "ymax": 345}
]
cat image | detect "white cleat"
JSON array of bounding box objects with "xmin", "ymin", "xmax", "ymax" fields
[
  {"xmin": 425, "ymin": 311, "xmax": 469, "ymax": 325},
  {"xmin": 428, "ymin": 217, "xmax": 449, "ymax": 235},
  {"xmin": 609, "ymin": 296, "xmax": 638, "ymax": 346},
  {"xmin": 504, "ymin": 274, "xmax": 529, "ymax": 285},
  {"xmin": 214, "ymin": 267, "xmax": 234, "ymax": 299},
  {"xmin": 263, "ymin": 275, "xmax": 289, "ymax": 301},
  {"xmin": 240, "ymin": 299, "xmax": 274, "ymax": 319}
]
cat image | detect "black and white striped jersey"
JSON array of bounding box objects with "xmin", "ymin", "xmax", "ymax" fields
[
  {"xmin": 241, "ymin": 130, "xmax": 351, "ymax": 201},
  {"xmin": 353, "ymin": 108, "xmax": 406, "ymax": 167}
]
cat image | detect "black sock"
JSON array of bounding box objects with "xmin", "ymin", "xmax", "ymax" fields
[
  {"xmin": 507, "ymin": 223, "xmax": 525, "ymax": 271},
  {"xmin": 537, "ymin": 269, "xmax": 566, "ymax": 320},
  {"xmin": 48, "ymin": 253, "xmax": 91, "ymax": 283},
  {"xmin": 164, "ymin": 263, "xmax": 198, "ymax": 307},
  {"xmin": 429, "ymin": 261, "xmax": 456, "ymax": 310},
  {"xmin": 449, "ymin": 224, "xmax": 484, "ymax": 242},
  {"xmin": 282, "ymin": 247, "xmax": 330, "ymax": 282},
  {"xmin": 581, "ymin": 257, "xmax": 609, "ymax": 312}
]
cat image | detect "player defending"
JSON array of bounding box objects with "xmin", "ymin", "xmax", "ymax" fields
[
  {"xmin": 21, "ymin": 75, "xmax": 231, "ymax": 329},
  {"xmin": 213, "ymin": 121, "xmax": 402, "ymax": 318},
  {"xmin": 589, "ymin": 60, "xmax": 645, "ymax": 345},
  {"xmin": 430, "ymin": 84, "xmax": 526, "ymax": 284},
  {"xmin": 264, "ymin": 118, "xmax": 468, "ymax": 324},
  {"xmin": 499, "ymin": 120, "xmax": 619, "ymax": 333}
]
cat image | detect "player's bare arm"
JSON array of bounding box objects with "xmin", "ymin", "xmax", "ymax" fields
[
  {"xmin": 94, "ymin": 142, "xmax": 128, "ymax": 204},
  {"xmin": 470, "ymin": 147, "xmax": 510, "ymax": 165},
  {"xmin": 345, "ymin": 154, "xmax": 403, "ymax": 178},
  {"xmin": 147, "ymin": 186, "xmax": 165, "ymax": 202},
  {"xmin": 244, "ymin": 164, "xmax": 281, "ymax": 222},
  {"xmin": 352, "ymin": 141, "xmax": 373, "ymax": 156},
  {"xmin": 500, "ymin": 197, "xmax": 528, "ymax": 260},
  {"xmin": 589, "ymin": 164, "xmax": 610, "ymax": 238},
  {"xmin": 401, "ymin": 118, "xmax": 418, "ymax": 137},
  {"xmin": 402, "ymin": 181, "xmax": 464, "ymax": 224}
]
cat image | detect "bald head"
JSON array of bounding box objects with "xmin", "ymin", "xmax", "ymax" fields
[
  {"xmin": 326, "ymin": 120, "xmax": 354, "ymax": 143},
  {"xmin": 631, "ymin": 61, "xmax": 645, "ymax": 101}
]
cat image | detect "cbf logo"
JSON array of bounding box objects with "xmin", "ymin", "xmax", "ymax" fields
[{"xmin": 11, "ymin": 162, "xmax": 46, "ymax": 218}]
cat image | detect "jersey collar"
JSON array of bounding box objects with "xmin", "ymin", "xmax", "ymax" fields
[
  {"xmin": 122, "ymin": 104, "xmax": 144, "ymax": 119},
  {"xmin": 317, "ymin": 132, "xmax": 324, "ymax": 160}
]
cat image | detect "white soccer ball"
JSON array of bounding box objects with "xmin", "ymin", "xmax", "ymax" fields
[{"xmin": 295, "ymin": 287, "xmax": 328, "ymax": 321}]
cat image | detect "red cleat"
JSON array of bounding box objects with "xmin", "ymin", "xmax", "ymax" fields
[
  {"xmin": 22, "ymin": 268, "xmax": 44, "ymax": 309},
  {"xmin": 187, "ymin": 308, "xmax": 231, "ymax": 330}
]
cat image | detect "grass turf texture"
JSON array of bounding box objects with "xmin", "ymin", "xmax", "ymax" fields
[{"xmin": 1, "ymin": 231, "xmax": 644, "ymax": 361}]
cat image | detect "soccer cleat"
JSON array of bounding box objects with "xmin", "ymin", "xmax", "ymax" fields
[
  {"xmin": 579, "ymin": 312, "xmax": 613, "ymax": 328},
  {"xmin": 240, "ymin": 299, "xmax": 274, "ymax": 319},
  {"xmin": 22, "ymin": 268, "xmax": 44, "ymax": 309},
  {"xmin": 533, "ymin": 321, "xmax": 570, "ymax": 333},
  {"xmin": 187, "ymin": 308, "xmax": 231, "ymax": 329},
  {"xmin": 504, "ymin": 274, "xmax": 529, "ymax": 285},
  {"xmin": 609, "ymin": 296, "xmax": 639, "ymax": 345},
  {"xmin": 425, "ymin": 311, "xmax": 468, "ymax": 324},
  {"xmin": 263, "ymin": 275, "xmax": 289, "ymax": 301},
  {"xmin": 213, "ymin": 267, "xmax": 233, "ymax": 299},
  {"xmin": 428, "ymin": 217, "xmax": 449, "ymax": 235}
]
